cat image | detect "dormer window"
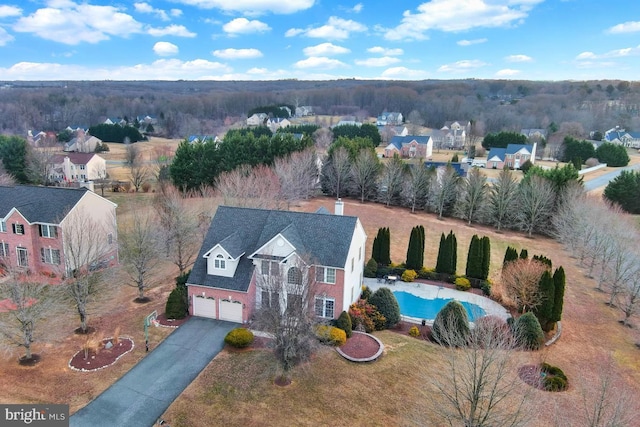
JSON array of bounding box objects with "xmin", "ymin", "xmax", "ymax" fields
[{"xmin": 214, "ymin": 254, "xmax": 226, "ymax": 269}]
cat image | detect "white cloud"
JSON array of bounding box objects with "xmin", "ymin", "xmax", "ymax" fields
[
  {"xmin": 438, "ymin": 59, "xmax": 488, "ymax": 73},
  {"xmin": 576, "ymin": 45, "xmax": 640, "ymax": 60},
  {"xmin": 287, "ymin": 16, "xmax": 366, "ymax": 40},
  {"xmin": 153, "ymin": 41, "xmax": 179, "ymax": 56},
  {"xmin": 223, "ymin": 18, "xmax": 270, "ymax": 35},
  {"xmin": 170, "ymin": 9, "xmax": 183, "ymax": 17},
  {"xmin": 380, "ymin": 67, "xmax": 429, "ymax": 79},
  {"xmin": 351, "ymin": 3, "xmax": 363, "ymax": 13},
  {"xmin": 212, "ymin": 48, "xmax": 263, "ymax": 59},
  {"xmin": 148, "ymin": 25, "xmax": 196, "ymax": 37},
  {"xmin": 0, "ymin": 27, "xmax": 14, "ymax": 46},
  {"xmin": 355, "ymin": 56, "xmax": 401, "ymax": 67},
  {"xmin": 293, "ymin": 56, "xmax": 347, "ymax": 69},
  {"xmin": 14, "ymin": 2, "xmax": 143, "ymax": 45},
  {"xmin": 457, "ymin": 38, "xmax": 487, "ymax": 46},
  {"xmin": 385, "ymin": 0, "xmax": 543, "ymax": 41},
  {"xmin": 169, "ymin": 0, "xmax": 314, "ymax": 14},
  {"xmin": 495, "ymin": 68, "xmax": 521, "ymax": 77},
  {"xmin": 607, "ymin": 21, "xmax": 640, "ymax": 34},
  {"xmin": 0, "ymin": 5, "xmax": 22, "ymax": 18},
  {"xmin": 505, "ymin": 54, "xmax": 532, "ymax": 62},
  {"xmin": 303, "ymin": 43, "xmax": 350, "ymax": 56},
  {"xmin": 134, "ymin": 2, "xmax": 170, "ymax": 21},
  {"xmin": 367, "ymin": 46, "xmax": 403, "ymax": 56},
  {"xmin": 0, "ymin": 59, "xmax": 232, "ymax": 80}
]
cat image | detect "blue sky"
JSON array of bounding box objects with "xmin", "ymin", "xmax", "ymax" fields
[{"xmin": 0, "ymin": 0, "xmax": 639, "ymax": 81}]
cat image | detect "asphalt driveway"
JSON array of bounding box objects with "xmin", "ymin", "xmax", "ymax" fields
[{"xmin": 70, "ymin": 317, "xmax": 235, "ymax": 427}]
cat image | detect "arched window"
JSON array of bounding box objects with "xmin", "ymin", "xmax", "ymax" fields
[
  {"xmin": 287, "ymin": 267, "xmax": 302, "ymax": 285},
  {"xmin": 214, "ymin": 254, "xmax": 226, "ymax": 269}
]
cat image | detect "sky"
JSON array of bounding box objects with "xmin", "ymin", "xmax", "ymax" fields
[{"xmin": 0, "ymin": 0, "xmax": 639, "ymax": 81}]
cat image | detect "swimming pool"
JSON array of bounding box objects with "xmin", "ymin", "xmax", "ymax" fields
[{"xmin": 393, "ymin": 290, "xmax": 486, "ymax": 322}]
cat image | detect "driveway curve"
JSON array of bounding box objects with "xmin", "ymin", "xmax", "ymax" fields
[{"xmin": 70, "ymin": 317, "xmax": 235, "ymax": 427}]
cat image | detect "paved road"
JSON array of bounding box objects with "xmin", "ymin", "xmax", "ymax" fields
[
  {"xmin": 70, "ymin": 317, "xmax": 235, "ymax": 427},
  {"xmin": 584, "ymin": 163, "xmax": 640, "ymax": 191}
]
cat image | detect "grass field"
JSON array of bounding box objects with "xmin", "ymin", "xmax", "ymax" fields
[{"xmin": 160, "ymin": 196, "xmax": 640, "ymax": 427}]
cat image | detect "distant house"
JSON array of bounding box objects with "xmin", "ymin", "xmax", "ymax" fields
[
  {"xmin": 64, "ymin": 129, "xmax": 102, "ymax": 153},
  {"xmin": 188, "ymin": 135, "xmax": 219, "ymax": 145},
  {"xmin": 267, "ymin": 117, "xmax": 291, "ymax": 132},
  {"xmin": 49, "ymin": 153, "xmax": 107, "ymax": 183},
  {"xmin": 247, "ymin": 113, "xmax": 268, "ymax": 126},
  {"xmin": 0, "ymin": 185, "xmax": 118, "ymax": 278},
  {"xmin": 332, "ymin": 119, "xmax": 362, "ymax": 128},
  {"xmin": 295, "ymin": 106, "xmax": 313, "ymax": 117},
  {"xmin": 487, "ymin": 143, "xmax": 537, "ymax": 169},
  {"xmin": 376, "ymin": 111, "xmax": 403, "ymax": 126},
  {"xmin": 27, "ymin": 130, "xmax": 57, "ymax": 147},
  {"xmin": 186, "ymin": 203, "xmax": 367, "ymax": 324},
  {"xmin": 378, "ymin": 125, "xmax": 408, "ymax": 142},
  {"xmin": 521, "ymin": 128, "xmax": 547, "ymax": 142},
  {"xmin": 384, "ymin": 135, "xmax": 433, "ymax": 159},
  {"xmin": 436, "ymin": 120, "xmax": 470, "ymax": 149},
  {"xmin": 604, "ymin": 127, "xmax": 640, "ymax": 148}
]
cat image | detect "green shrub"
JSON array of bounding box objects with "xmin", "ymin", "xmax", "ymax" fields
[
  {"xmin": 364, "ymin": 258, "xmax": 378, "ymax": 278},
  {"xmin": 361, "ymin": 286, "xmax": 372, "ymax": 300},
  {"xmin": 454, "ymin": 277, "xmax": 471, "ymax": 291},
  {"xmin": 514, "ymin": 312, "xmax": 544, "ymax": 350},
  {"xmin": 480, "ymin": 280, "xmax": 492, "ymax": 296},
  {"xmin": 408, "ymin": 325, "xmax": 420, "ymax": 337},
  {"xmin": 431, "ymin": 300, "xmax": 470, "ymax": 346},
  {"xmin": 402, "ymin": 269, "xmax": 418, "ymax": 282},
  {"xmin": 315, "ymin": 325, "xmax": 347, "ymax": 346},
  {"xmin": 543, "ymin": 376, "xmax": 568, "ymax": 392},
  {"xmin": 369, "ymin": 287, "xmax": 401, "ymax": 328},
  {"xmin": 335, "ymin": 310, "xmax": 353, "ymax": 338},
  {"xmin": 165, "ymin": 286, "xmax": 188, "ymax": 319},
  {"xmin": 541, "ymin": 363, "xmax": 567, "ymax": 380},
  {"xmin": 224, "ymin": 328, "xmax": 254, "ymax": 348}
]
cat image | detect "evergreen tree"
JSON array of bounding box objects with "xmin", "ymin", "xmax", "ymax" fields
[
  {"xmin": 532, "ymin": 254, "xmax": 552, "ymax": 269},
  {"xmin": 448, "ymin": 231, "xmax": 458, "ymax": 275},
  {"xmin": 335, "ymin": 311, "xmax": 353, "ymax": 338},
  {"xmin": 436, "ymin": 233, "xmax": 447, "ymax": 274},
  {"xmin": 514, "ymin": 312, "xmax": 544, "ymax": 350},
  {"xmin": 465, "ymin": 235, "xmax": 482, "ymax": 279},
  {"xmin": 519, "ymin": 249, "xmax": 528, "ymax": 260},
  {"xmin": 432, "ymin": 300, "xmax": 470, "ymax": 346},
  {"xmin": 406, "ymin": 227, "xmax": 418, "ymax": 270},
  {"xmin": 379, "ymin": 227, "xmax": 391, "ymax": 266},
  {"xmin": 417, "ymin": 225, "xmax": 425, "ymax": 270},
  {"xmin": 369, "ymin": 287, "xmax": 401, "ymax": 329},
  {"xmin": 503, "ymin": 246, "xmax": 518, "ymax": 267},
  {"xmin": 481, "ymin": 236, "xmax": 491, "ymax": 280},
  {"xmin": 603, "ymin": 170, "xmax": 640, "ymax": 214},
  {"xmin": 551, "ymin": 267, "xmax": 566, "ymax": 324},
  {"xmin": 534, "ymin": 270, "xmax": 555, "ymax": 332},
  {"xmin": 406, "ymin": 225, "xmax": 425, "ymax": 270},
  {"xmin": 371, "ymin": 229, "xmax": 382, "ymax": 264}
]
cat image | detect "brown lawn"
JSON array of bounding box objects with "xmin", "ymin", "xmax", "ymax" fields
[{"xmin": 160, "ymin": 196, "xmax": 640, "ymax": 427}]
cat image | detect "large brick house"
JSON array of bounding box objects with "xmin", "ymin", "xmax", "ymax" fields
[
  {"xmin": 0, "ymin": 185, "xmax": 118, "ymax": 278},
  {"xmin": 487, "ymin": 143, "xmax": 537, "ymax": 169},
  {"xmin": 186, "ymin": 202, "xmax": 367, "ymax": 324},
  {"xmin": 384, "ymin": 135, "xmax": 433, "ymax": 159}
]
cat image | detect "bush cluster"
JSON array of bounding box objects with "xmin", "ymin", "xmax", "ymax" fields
[
  {"xmin": 315, "ymin": 325, "xmax": 347, "ymax": 346},
  {"xmin": 541, "ymin": 363, "xmax": 568, "ymax": 392},
  {"xmin": 224, "ymin": 328, "xmax": 254, "ymax": 348},
  {"xmin": 335, "ymin": 311, "xmax": 353, "ymax": 338},
  {"xmin": 349, "ymin": 299, "xmax": 386, "ymax": 333},
  {"xmin": 402, "ymin": 269, "xmax": 418, "ymax": 282},
  {"xmin": 454, "ymin": 277, "xmax": 471, "ymax": 291},
  {"xmin": 513, "ymin": 312, "xmax": 545, "ymax": 350},
  {"xmin": 408, "ymin": 325, "xmax": 420, "ymax": 337}
]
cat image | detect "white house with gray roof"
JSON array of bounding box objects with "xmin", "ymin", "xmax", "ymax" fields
[{"xmin": 187, "ymin": 203, "xmax": 367, "ymax": 324}]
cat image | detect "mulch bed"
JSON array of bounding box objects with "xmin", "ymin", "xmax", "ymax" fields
[
  {"xmin": 518, "ymin": 365, "xmax": 544, "ymax": 389},
  {"xmin": 68, "ymin": 338, "xmax": 134, "ymax": 372},
  {"xmin": 156, "ymin": 313, "xmax": 191, "ymax": 328},
  {"xmin": 338, "ymin": 332, "xmax": 381, "ymax": 360}
]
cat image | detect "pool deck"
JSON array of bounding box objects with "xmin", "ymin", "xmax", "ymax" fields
[{"xmin": 363, "ymin": 278, "xmax": 510, "ymax": 325}]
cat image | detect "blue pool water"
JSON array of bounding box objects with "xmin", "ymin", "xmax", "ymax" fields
[{"xmin": 393, "ymin": 290, "xmax": 486, "ymax": 322}]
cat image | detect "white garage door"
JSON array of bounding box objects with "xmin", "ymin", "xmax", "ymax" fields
[
  {"xmin": 192, "ymin": 295, "xmax": 216, "ymax": 319},
  {"xmin": 219, "ymin": 299, "xmax": 243, "ymax": 323}
]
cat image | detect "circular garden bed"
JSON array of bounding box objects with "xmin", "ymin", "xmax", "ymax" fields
[{"xmin": 336, "ymin": 331, "xmax": 384, "ymax": 362}]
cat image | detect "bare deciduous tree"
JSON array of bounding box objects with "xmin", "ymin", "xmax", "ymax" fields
[
  {"xmin": 63, "ymin": 208, "xmax": 118, "ymax": 334},
  {"xmin": 499, "ymin": 258, "xmax": 548, "ymax": 312},
  {"xmin": 378, "ymin": 154, "xmax": 407, "ymax": 207},
  {"xmin": 619, "ymin": 267, "xmax": 640, "ymax": 327},
  {"xmin": 350, "ymin": 148, "xmax": 380, "ymax": 203},
  {"xmin": 120, "ymin": 212, "xmax": 161, "ymax": 302},
  {"xmin": 516, "ymin": 175, "xmax": 555, "ymax": 237},
  {"xmin": 312, "ymin": 127, "xmax": 332, "ymax": 150},
  {"xmin": 253, "ymin": 255, "xmax": 318, "ymax": 383},
  {"xmin": 125, "ymin": 143, "xmax": 148, "ymax": 192},
  {"xmin": 275, "ymin": 148, "xmax": 319, "ymax": 209},
  {"xmin": 487, "ymin": 168, "xmax": 518, "ymax": 231},
  {"xmin": 321, "ymin": 147, "xmax": 351, "ymax": 199},
  {"xmin": 0, "ymin": 275, "xmax": 64, "ymax": 362},
  {"xmin": 428, "ymin": 316, "xmax": 533, "ymax": 427},
  {"xmin": 215, "ymin": 164, "xmax": 281, "ymax": 209},
  {"xmin": 455, "ymin": 166, "xmax": 488, "ymax": 225}
]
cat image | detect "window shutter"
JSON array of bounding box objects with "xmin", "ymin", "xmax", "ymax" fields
[{"xmin": 39, "ymin": 225, "xmax": 43, "ymax": 237}]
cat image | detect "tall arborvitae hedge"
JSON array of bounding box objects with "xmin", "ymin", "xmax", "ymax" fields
[
  {"xmin": 551, "ymin": 267, "xmax": 566, "ymax": 324},
  {"xmin": 534, "ymin": 270, "xmax": 555, "ymax": 332},
  {"xmin": 519, "ymin": 249, "xmax": 529, "ymax": 259},
  {"xmin": 406, "ymin": 225, "xmax": 425, "ymax": 271},
  {"xmin": 465, "ymin": 235, "xmax": 482, "ymax": 279},
  {"xmin": 533, "ymin": 254, "xmax": 553, "ymax": 269},
  {"xmin": 503, "ymin": 246, "xmax": 519, "ymax": 267},
  {"xmin": 481, "ymin": 236, "xmax": 491, "ymax": 280},
  {"xmin": 437, "ymin": 230, "xmax": 457, "ymax": 275},
  {"xmin": 380, "ymin": 227, "xmax": 391, "ymax": 266},
  {"xmin": 436, "ymin": 233, "xmax": 447, "ymax": 274},
  {"xmin": 449, "ymin": 231, "xmax": 457, "ymax": 275}
]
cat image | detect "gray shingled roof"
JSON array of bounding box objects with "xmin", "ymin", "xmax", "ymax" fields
[
  {"xmin": 0, "ymin": 185, "xmax": 90, "ymax": 224},
  {"xmin": 187, "ymin": 206, "xmax": 359, "ymax": 292}
]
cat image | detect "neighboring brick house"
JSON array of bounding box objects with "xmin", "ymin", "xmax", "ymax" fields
[
  {"xmin": 487, "ymin": 143, "xmax": 537, "ymax": 169},
  {"xmin": 437, "ymin": 120, "xmax": 470, "ymax": 149},
  {"xmin": 384, "ymin": 135, "xmax": 433, "ymax": 159},
  {"xmin": 187, "ymin": 202, "xmax": 367, "ymax": 324},
  {"xmin": 0, "ymin": 185, "xmax": 118, "ymax": 278},
  {"xmin": 49, "ymin": 153, "xmax": 107, "ymax": 183}
]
